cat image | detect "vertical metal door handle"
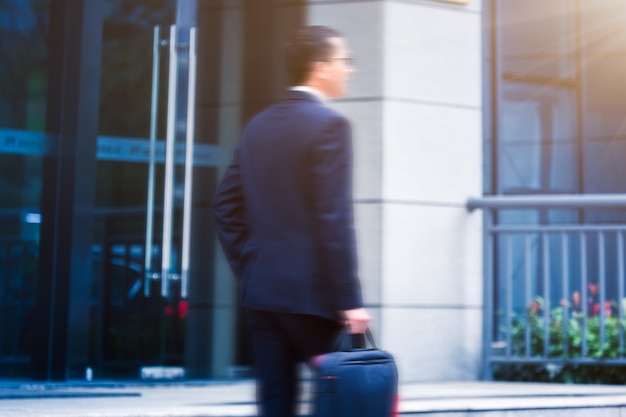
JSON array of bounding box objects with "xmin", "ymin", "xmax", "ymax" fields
[
  {"xmin": 161, "ymin": 25, "xmax": 178, "ymax": 297},
  {"xmin": 144, "ymin": 25, "xmax": 161, "ymax": 297},
  {"xmin": 181, "ymin": 27, "xmax": 197, "ymax": 299}
]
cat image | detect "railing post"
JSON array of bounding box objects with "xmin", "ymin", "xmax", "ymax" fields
[
  {"xmin": 525, "ymin": 234, "xmax": 532, "ymax": 358},
  {"xmin": 505, "ymin": 235, "xmax": 513, "ymax": 357},
  {"xmin": 599, "ymin": 231, "xmax": 606, "ymax": 351},
  {"xmin": 580, "ymin": 232, "xmax": 588, "ymax": 358},
  {"xmin": 482, "ymin": 208, "xmax": 495, "ymax": 380},
  {"xmin": 561, "ymin": 233, "xmax": 569, "ymax": 357},
  {"xmin": 542, "ymin": 233, "xmax": 550, "ymax": 358},
  {"xmin": 618, "ymin": 232, "xmax": 625, "ymax": 358}
]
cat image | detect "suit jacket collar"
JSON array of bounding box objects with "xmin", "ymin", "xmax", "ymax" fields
[
  {"xmin": 284, "ymin": 89, "xmax": 326, "ymax": 105},
  {"xmin": 289, "ymin": 86, "xmax": 327, "ymax": 103}
]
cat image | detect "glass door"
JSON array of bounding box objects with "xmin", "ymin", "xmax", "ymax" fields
[
  {"xmin": 0, "ymin": 0, "xmax": 52, "ymax": 379},
  {"xmin": 92, "ymin": 0, "xmax": 199, "ymax": 380},
  {"xmin": 87, "ymin": 0, "xmax": 306, "ymax": 381}
]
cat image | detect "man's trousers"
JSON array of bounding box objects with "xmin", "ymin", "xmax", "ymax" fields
[{"xmin": 245, "ymin": 309, "xmax": 341, "ymax": 417}]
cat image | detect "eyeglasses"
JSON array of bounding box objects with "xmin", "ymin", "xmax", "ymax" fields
[{"xmin": 325, "ymin": 56, "xmax": 353, "ymax": 68}]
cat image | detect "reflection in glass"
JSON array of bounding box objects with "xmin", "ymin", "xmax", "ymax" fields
[
  {"xmin": 93, "ymin": 0, "xmax": 178, "ymax": 379},
  {"xmin": 495, "ymin": 0, "xmax": 626, "ymax": 200},
  {"xmin": 497, "ymin": 0, "xmax": 576, "ymax": 80},
  {"xmin": 499, "ymin": 82, "xmax": 578, "ymax": 194},
  {"xmin": 0, "ymin": 0, "xmax": 51, "ymax": 378},
  {"xmin": 581, "ymin": 0, "xmax": 626, "ymax": 198}
]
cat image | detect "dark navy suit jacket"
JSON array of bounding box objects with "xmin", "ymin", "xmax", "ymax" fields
[{"xmin": 211, "ymin": 90, "xmax": 363, "ymax": 320}]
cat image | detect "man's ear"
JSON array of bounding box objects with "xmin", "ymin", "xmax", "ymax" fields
[{"xmin": 310, "ymin": 61, "xmax": 329, "ymax": 81}]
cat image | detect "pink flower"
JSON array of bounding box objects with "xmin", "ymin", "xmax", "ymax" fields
[
  {"xmin": 592, "ymin": 303, "xmax": 600, "ymax": 315},
  {"xmin": 530, "ymin": 300, "xmax": 540, "ymax": 314},
  {"xmin": 572, "ymin": 291, "xmax": 581, "ymax": 306},
  {"xmin": 588, "ymin": 283, "xmax": 599, "ymax": 296}
]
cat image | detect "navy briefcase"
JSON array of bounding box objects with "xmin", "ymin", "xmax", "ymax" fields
[{"xmin": 313, "ymin": 330, "xmax": 399, "ymax": 417}]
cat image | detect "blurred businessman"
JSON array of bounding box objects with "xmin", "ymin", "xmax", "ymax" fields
[{"xmin": 211, "ymin": 25, "xmax": 369, "ymax": 417}]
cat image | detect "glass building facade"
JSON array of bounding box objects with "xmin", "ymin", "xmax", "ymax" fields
[
  {"xmin": 3, "ymin": 0, "xmax": 626, "ymax": 382},
  {"xmin": 1, "ymin": 0, "xmax": 55, "ymax": 378},
  {"xmin": 0, "ymin": 0, "xmax": 304, "ymax": 381},
  {"xmin": 489, "ymin": 0, "xmax": 626, "ymax": 200},
  {"xmin": 487, "ymin": 0, "xmax": 626, "ymax": 338}
]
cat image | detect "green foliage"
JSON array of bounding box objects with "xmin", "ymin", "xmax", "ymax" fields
[
  {"xmin": 495, "ymin": 290, "xmax": 626, "ymax": 384},
  {"xmin": 494, "ymin": 362, "xmax": 626, "ymax": 384}
]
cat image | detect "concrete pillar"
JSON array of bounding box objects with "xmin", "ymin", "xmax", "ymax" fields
[{"xmin": 308, "ymin": 0, "xmax": 483, "ymax": 381}]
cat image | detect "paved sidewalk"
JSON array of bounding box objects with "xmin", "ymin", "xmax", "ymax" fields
[{"xmin": 3, "ymin": 380, "xmax": 626, "ymax": 416}]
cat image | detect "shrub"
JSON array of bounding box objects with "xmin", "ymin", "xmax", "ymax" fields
[{"xmin": 494, "ymin": 284, "xmax": 626, "ymax": 384}]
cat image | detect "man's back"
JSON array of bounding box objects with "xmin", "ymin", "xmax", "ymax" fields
[
  {"xmin": 214, "ymin": 90, "xmax": 361, "ymax": 320},
  {"xmin": 239, "ymin": 92, "xmax": 339, "ymax": 243}
]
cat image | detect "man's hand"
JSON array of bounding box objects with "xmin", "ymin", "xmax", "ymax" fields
[{"xmin": 341, "ymin": 308, "xmax": 370, "ymax": 334}]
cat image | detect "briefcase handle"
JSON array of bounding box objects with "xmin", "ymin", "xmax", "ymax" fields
[{"xmin": 333, "ymin": 328, "xmax": 378, "ymax": 352}]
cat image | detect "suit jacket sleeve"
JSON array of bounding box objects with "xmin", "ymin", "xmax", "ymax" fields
[
  {"xmin": 311, "ymin": 116, "xmax": 364, "ymax": 311},
  {"xmin": 211, "ymin": 150, "xmax": 249, "ymax": 278}
]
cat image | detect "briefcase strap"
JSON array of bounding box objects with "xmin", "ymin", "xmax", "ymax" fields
[{"xmin": 333, "ymin": 328, "xmax": 378, "ymax": 351}]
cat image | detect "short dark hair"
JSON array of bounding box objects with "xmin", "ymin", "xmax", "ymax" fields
[{"xmin": 285, "ymin": 25, "xmax": 341, "ymax": 86}]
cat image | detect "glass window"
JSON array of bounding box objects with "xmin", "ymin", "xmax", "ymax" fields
[
  {"xmin": 488, "ymin": 1, "xmax": 626, "ymax": 367},
  {"xmin": 0, "ymin": 0, "xmax": 51, "ymax": 379},
  {"xmin": 493, "ymin": 0, "xmax": 626, "ymax": 200},
  {"xmin": 499, "ymin": 82, "xmax": 578, "ymax": 194},
  {"xmin": 498, "ymin": 0, "xmax": 576, "ymax": 80},
  {"xmin": 495, "ymin": 0, "xmax": 579, "ymax": 197},
  {"xmin": 581, "ymin": 0, "xmax": 626, "ymax": 196}
]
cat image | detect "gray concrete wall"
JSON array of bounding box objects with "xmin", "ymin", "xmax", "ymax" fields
[{"xmin": 308, "ymin": 0, "xmax": 484, "ymax": 381}]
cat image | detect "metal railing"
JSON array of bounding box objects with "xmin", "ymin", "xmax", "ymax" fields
[{"xmin": 467, "ymin": 194, "xmax": 626, "ymax": 379}]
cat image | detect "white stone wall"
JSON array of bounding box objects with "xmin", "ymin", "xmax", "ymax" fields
[{"xmin": 308, "ymin": 0, "xmax": 484, "ymax": 381}]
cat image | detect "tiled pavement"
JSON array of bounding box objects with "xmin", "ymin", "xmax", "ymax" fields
[{"xmin": 2, "ymin": 380, "xmax": 626, "ymax": 416}]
